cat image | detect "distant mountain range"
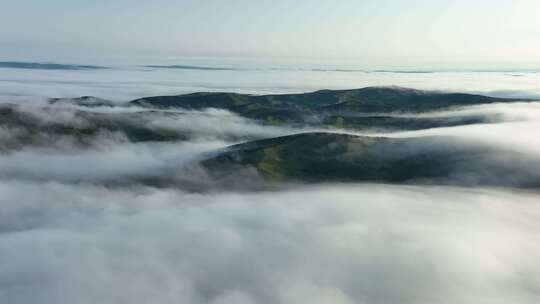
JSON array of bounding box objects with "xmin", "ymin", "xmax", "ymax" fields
[
  {"xmin": 129, "ymin": 86, "xmax": 528, "ymax": 130},
  {"xmin": 41, "ymin": 86, "xmax": 530, "ymax": 131},
  {"xmin": 33, "ymin": 86, "xmax": 534, "ymax": 136},
  {"xmin": 131, "ymin": 86, "xmax": 520, "ymax": 112},
  {"xmin": 0, "ymin": 61, "xmax": 107, "ymax": 70},
  {"xmin": 2, "ymin": 61, "xmax": 539, "ymax": 73}
]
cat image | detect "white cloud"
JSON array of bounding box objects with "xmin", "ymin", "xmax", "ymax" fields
[
  {"xmin": 1, "ymin": 68, "xmax": 540, "ymax": 303},
  {"xmin": 0, "ymin": 183, "xmax": 539, "ymax": 304}
]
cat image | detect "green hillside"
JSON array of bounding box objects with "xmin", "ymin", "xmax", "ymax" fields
[
  {"xmin": 130, "ymin": 86, "xmax": 525, "ymax": 129},
  {"xmin": 202, "ymin": 132, "xmax": 540, "ymax": 187}
]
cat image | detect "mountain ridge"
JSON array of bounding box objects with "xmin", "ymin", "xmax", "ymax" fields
[
  {"xmin": 130, "ymin": 86, "xmax": 527, "ymax": 113},
  {"xmin": 202, "ymin": 131, "xmax": 540, "ymax": 187},
  {"xmin": 42, "ymin": 86, "xmax": 536, "ymax": 131},
  {"xmin": 128, "ymin": 86, "xmax": 531, "ymax": 129}
]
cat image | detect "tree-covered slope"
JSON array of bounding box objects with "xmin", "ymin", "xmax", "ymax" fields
[
  {"xmin": 202, "ymin": 132, "xmax": 540, "ymax": 187},
  {"xmin": 129, "ymin": 86, "xmax": 526, "ymax": 129}
]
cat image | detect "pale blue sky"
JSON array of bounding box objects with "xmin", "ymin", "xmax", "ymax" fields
[{"xmin": 1, "ymin": 0, "xmax": 539, "ymax": 67}]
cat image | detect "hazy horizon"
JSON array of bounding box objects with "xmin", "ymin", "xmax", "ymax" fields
[{"xmin": 2, "ymin": 0, "xmax": 540, "ymax": 69}]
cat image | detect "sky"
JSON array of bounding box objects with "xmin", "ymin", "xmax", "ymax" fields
[{"xmin": 1, "ymin": 0, "xmax": 539, "ymax": 68}]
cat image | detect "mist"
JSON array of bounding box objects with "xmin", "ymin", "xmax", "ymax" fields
[
  {"xmin": 1, "ymin": 67, "xmax": 540, "ymax": 303},
  {"xmin": 1, "ymin": 182, "xmax": 539, "ymax": 304}
]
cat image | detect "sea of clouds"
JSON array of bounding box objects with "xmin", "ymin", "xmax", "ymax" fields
[
  {"xmin": 1, "ymin": 66, "xmax": 540, "ymax": 303},
  {"xmin": 1, "ymin": 64, "xmax": 540, "ymax": 102}
]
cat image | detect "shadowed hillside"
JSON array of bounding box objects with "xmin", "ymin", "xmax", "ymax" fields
[
  {"xmin": 129, "ymin": 86, "xmax": 527, "ymax": 129},
  {"xmin": 131, "ymin": 86, "xmax": 525, "ymax": 113},
  {"xmin": 203, "ymin": 132, "xmax": 540, "ymax": 187}
]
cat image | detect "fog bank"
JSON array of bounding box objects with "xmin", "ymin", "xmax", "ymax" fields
[{"xmin": 1, "ymin": 183, "xmax": 539, "ymax": 304}]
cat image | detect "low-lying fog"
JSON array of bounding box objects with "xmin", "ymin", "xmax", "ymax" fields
[
  {"xmin": 1, "ymin": 67, "xmax": 540, "ymax": 303},
  {"xmin": 1, "ymin": 183, "xmax": 539, "ymax": 304}
]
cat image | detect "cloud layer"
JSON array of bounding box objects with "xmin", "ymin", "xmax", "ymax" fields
[
  {"xmin": 1, "ymin": 67, "xmax": 540, "ymax": 102},
  {"xmin": 1, "ymin": 71, "xmax": 540, "ymax": 303},
  {"xmin": 1, "ymin": 183, "xmax": 539, "ymax": 304}
]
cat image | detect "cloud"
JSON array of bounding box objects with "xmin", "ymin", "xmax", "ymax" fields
[
  {"xmin": 0, "ymin": 102, "xmax": 296, "ymax": 150},
  {"xmin": 354, "ymin": 102, "xmax": 540, "ymax": 155},
  {"xmin": 0, "ymin": 183, "xmax": 539, "ymax": 304},
  {"xmin": 1, "ymin": 70, "xmax": 540, "ymax": 303},
  {"xmin": 0, "ymin": 101, "xmax": 306, "ymax": 189}
]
